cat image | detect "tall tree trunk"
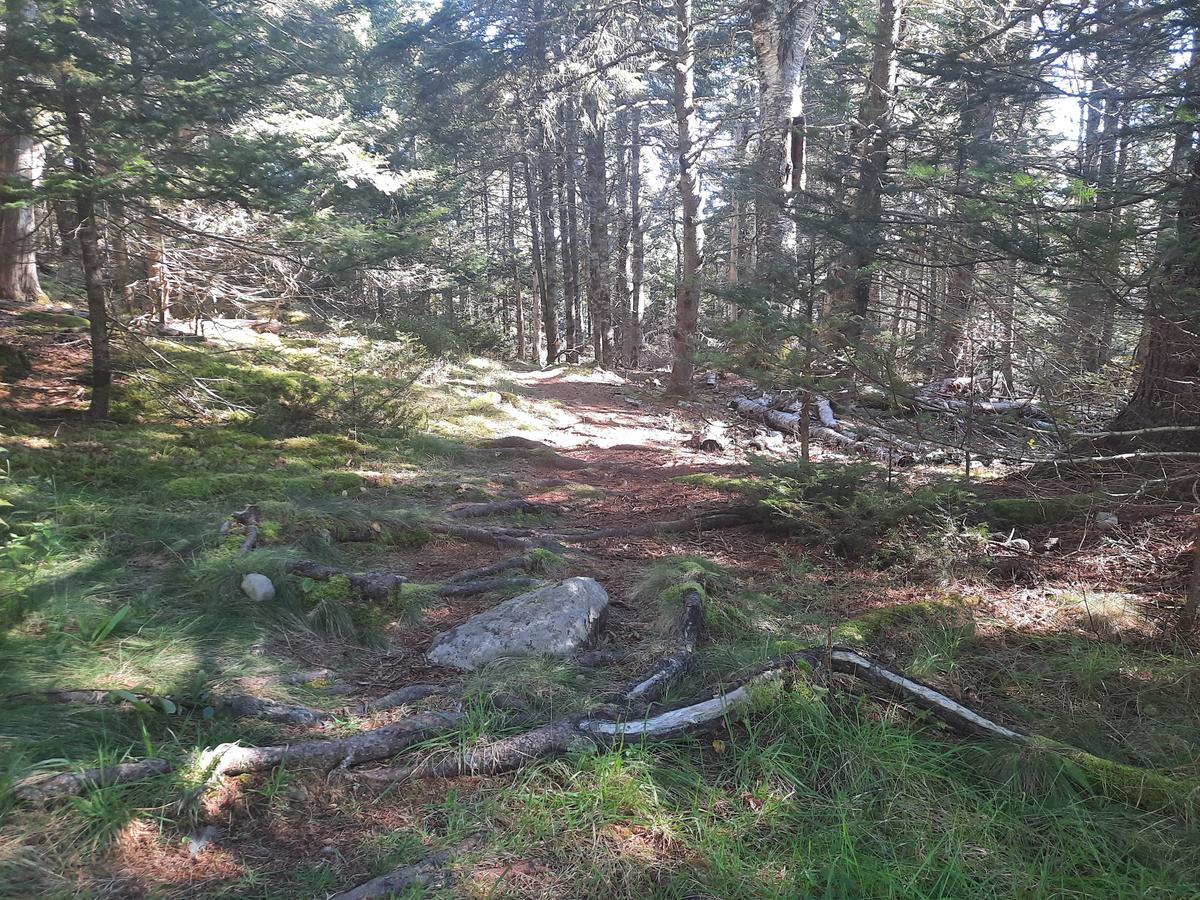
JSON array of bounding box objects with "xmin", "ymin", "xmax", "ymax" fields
[
  {"xmin": 108, "ymin": 199, "xmax": 135, "ymax": 313},
  {"xmin": 824, "ymin": 0, "xmax": 905, "ymax": 346},
  {"xmin": 537, "ymin": 132, "xmax": 561, "ymax": 363},
  {"xmin": 749, "ymin": 0, "xmax": 824, "ymax": 285},
  {"xmin": 1113, "ymin": 113, "xmax": 1200, "ymax": 433},
  {"xmin": 60, "ymin": 72, "xmax": 111, "ymax": 419},
  {"xmin": 582, "ymin": 93, "xmax": 613, "ymax": 366},
  {"xmin": 0, "ymin": 0, "xmax": 44, "ymax": 302},
  {"xmin": 565, "ymin": 104, "xmax": 584, "ymax": 364},
  {"xmin": 523, "ymin": 156, "xmax": 546, "ymax": 365},
  {"xmin": 0, "ymin": 133, "xmax": 44, "ymax": 301},
  {"xmin": 557, "ymin": 103, "xmax": 581, "ymax": 363},
  {"xmin": 627, "ymin": 105, "xmax": 644, "ymax": 366},
  {"xmin": 507, "ymin": 168, "xmax": 526, "ymax": 360},
  {"xmin": 668, "ymin": 0, "xmax": 704, "ymax": 396},
  {"xmin": 613, "ymin": 107, "xmax": 632, "ymax": 366}
]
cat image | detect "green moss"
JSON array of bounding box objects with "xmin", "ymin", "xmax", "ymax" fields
[
  {"xmin": 529, "ymin": 548, "xmax": 568, "ymax": 576},
  {"xmin": 1031, "ymin": 737, "xmax": 1200, "ymax": 815},
  {"xmin": 306, "ymin": 575, "xmax": 353, "ymax": 603},
  {"xmin": 382, "ymin": 527, "xmax": 432, "ymax": 548},
  {"xmin": 663, "ymin": 580, "xmax": 707, "ymax": 604},
  {"xmin": 17, "ymin": 309, "xmax": 90, "ymax": 330}
]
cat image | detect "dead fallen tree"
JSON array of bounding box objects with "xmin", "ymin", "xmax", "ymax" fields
[
  {"xmin": 730, "ymin": 395, "xmax": 922, "ymax": 465},
  {"xmin": 624, "ymin": 587, "xmax": 703, "ymax": 702}
]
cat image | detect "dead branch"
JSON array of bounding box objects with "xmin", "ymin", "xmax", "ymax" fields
[
  {"xmin": 230, "ymin": 504, "xmax": 260, "ymax": 558},
  {"xmin": 624, "ymin": 587, "xmax": 703, "ymax": 702}
]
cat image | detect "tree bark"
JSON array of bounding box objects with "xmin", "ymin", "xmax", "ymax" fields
[
  {"xmin": 582, "ymin": 92, "xmax": 613, "ymax": 366},
  {"xmin": 824, "ymin": 0, "xmax": 905, "ymax": 346},
  {"xmin": 60, "ymin": 72, "xmax": 111, "ymax": 419},
  {"xmin": 749, "ymin": 0, "xmax": 824, "ymax": 285},
  {"xmin": 613, "ymin": 107, "xmax": 632, "ymax": 366},
  {"xmin": 537, "ymin": 132, "xmax": 560, "ymax": 363},
  {"xmin": 668, "ymin": 0, "xmax": 704, "ymax": 396},
  {"xmin": 0, "ymin": 134, "xmax": 44, "ymax": 302},
  {"xmin": 523, "ymin": 156, "xmax": 546, "ymax": 365},
  {"xmin": 627, "ymin": 104, "xmax": 644, "ymax": 366},
  {"xmin": 1113, "ymin": 114, "xmax": 1200, "ymax": 434},
  {"xmin": 507, "ymin": 167, "xmax": 526, "ymax": 360},
  {"xmin": 558, "ymin": 102, "xmax": 582, "ymax": 363}
]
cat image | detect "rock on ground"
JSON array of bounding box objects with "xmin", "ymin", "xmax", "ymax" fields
[
  {"xmin": 241, "ymin": 573, "xmax": 276, "ymax": 602},
  {"xmin": 427, "ymin": 577, "xmax": 609, "ymax": 671}
]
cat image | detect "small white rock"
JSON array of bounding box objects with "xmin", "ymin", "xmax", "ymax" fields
[{"xmin": 241, "ymin": 573, "xmax": 276, "ymax": 602}]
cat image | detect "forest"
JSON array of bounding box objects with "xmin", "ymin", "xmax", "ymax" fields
[{"xmin": 1, "ymin": 0, "xmax": 1199, "ymax": 895}]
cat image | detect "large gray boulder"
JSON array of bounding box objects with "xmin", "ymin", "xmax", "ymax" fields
[{"xmin": 427, "ymin": 577, "xmax": 608, "ymax": 671}]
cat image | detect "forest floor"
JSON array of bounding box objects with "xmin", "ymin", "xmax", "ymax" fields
[{"xmin": 2, "ymin": 311, "xmax": 1200, "ymax": 898}]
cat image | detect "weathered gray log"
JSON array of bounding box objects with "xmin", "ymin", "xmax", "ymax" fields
[{"xmin": 624, "ymin": 587, "xmax": 703, "ymax": 702}]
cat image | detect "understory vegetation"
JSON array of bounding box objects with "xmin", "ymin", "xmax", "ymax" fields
[{"xmin": 2, "ymin": 320, "xmax": 1199, "ymax": 897}]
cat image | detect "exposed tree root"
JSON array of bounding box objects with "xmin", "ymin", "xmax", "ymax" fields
[
  {"xmin": 437, "ymin": 576, "xmax": 541, "ymax": 598},
  {"xmin": 624, "ymin": 587, "xmax": 703, "ymax": 702},
  {"xmin": 12, "ymin": 758, "xmax": 174, "ymax": 805},
  {"xmin": 331, "ymin": 849, "xmax": 455, "ymax": 899},
  {"xmin": 447, "ymin": 498, "xmax": 563, "ymax": 519},
  {"xmin": 365, "ymin": 683, "xmax": 456, "ymax": 712},
  {"xmin": 554, "ymin": 505, "xmax": 765, "ymax": 545},
  {"xmin": 349, "ymin": 647, "xmax": 1034, "ymax": 786},
  {"xmin": 444, "ymin": 553, "xmax": 541, "ymax": 583},
  {"xmin": 287, "ymin": 560, "xmax": 408, "ymax": 601},
  {"xmin": 428, "ymin": 521, "xmax": 541, "ymax": 550},
  {"xmin": 200, "ymin": 710, "xmax": 465, "ymax": 777}
]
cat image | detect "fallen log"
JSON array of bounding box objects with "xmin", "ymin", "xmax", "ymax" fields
[
  {"xmin": 624, "ymin": 587, "xmax": 703, "ymax": 702},
  {"xmin": 429, "ymin": 522, "xmax": 539, "ymax": 551}
]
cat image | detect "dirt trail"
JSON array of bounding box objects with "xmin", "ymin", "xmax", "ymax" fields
[{"xmin": 345, "ymin": 367, "xmax": 800, "ymax": 694}]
